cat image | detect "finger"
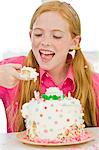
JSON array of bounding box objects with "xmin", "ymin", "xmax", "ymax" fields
[
  {"xmin": 8, "ymin": 81, "xmax": 19, "ymax": 88},
  {"xmin": 12, "ymin": 69, "xmax": 22, "ymax": 79},
  {"xmin": 11, "ymin": 68, "xmax": 28, "ymax": 80},
  {"xmin": 18, "ymin": 76, "xmax": 32, "ymax": 81},
  {"xmin": 9, "ymin": 63, "xmax": 22, "ymax": 70}
]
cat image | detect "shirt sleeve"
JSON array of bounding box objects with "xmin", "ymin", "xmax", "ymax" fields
[
  {"xmin": 0, "ymin": 56, "xmax": 25, "ymax": 65},
  {"xmin": 0, "ymin": 86, "xmax": 6, "ymax": 100},
  {"xmin": 0, "ymin": 56, "xmax": 25, "ymax": 100}
]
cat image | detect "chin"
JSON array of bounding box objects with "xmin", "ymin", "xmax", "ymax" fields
[
  {"xmin": 39, "ymin": 65, "xmax": 50, "ymax": 71},
  {"xmin": 39, "ymin": 63, "xmax": 53, "ymax": 71},
  {"xmin": 37, "ymin": 58, "xmax": 55, "ymax": 71}
]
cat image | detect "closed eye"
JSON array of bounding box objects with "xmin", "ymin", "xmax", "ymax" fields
[
  {"xmin": 53, "ymin": 35, "xmax": 62, "ymax": 39},
  {"xmin": 34, "ymin": 34, "xmax": 42, "ymax": 37}
]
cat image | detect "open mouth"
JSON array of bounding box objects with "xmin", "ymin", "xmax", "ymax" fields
[{"xmin": 39, "ymin": 49, "xmax": 55, "ymax": 63}]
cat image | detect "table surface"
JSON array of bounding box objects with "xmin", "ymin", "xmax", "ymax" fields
[{"xmin": 0, "ymin": 127, "xmax": 99, "ymax": 150}]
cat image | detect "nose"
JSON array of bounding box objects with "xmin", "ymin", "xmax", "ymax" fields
[{"xmin": 41, "ymin": 34, "xmax": 51, "ymax": 46}]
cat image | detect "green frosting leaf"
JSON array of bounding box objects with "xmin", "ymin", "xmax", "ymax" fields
[
  {"xmin": 51, "ymin": 95, "xmax": 60, "ymax": 100},
  {"xmin": 42, "ymin": 94, "xmax": 64, "ymax": 100},
  {"xmin": 42, "ymin": 94, "xmax": 50, "ymax": 100}
]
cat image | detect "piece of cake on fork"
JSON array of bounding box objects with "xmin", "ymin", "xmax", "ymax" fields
[{"xmin": 19, "ymin": 66, "xmax": 39, "ymax": 81}]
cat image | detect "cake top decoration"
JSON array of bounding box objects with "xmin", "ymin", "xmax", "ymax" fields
[{"xmin": 42, "ymin": 87, "xmax": 64, "ymax": 100}]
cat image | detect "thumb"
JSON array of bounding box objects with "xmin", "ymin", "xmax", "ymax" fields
[{"xmin": 10, "ymin": 63, "xmax": 22, "ymax": 70}]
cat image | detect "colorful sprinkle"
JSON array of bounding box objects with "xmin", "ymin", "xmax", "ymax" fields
[
  {"xmin": 66, "ymin": 118, "xmax": 70, "ymax": 122},
  {"xmin": 44, "ymin": 106, "xmax": 47, "ymax": 109},
  {"xmin": 51, "ymin": 104, "xmax": 54, "ymax": 107},
  {"xmin": 49, "ymin": 128, "xmax": 53, "ymax": 132},
  {"xmin": 54, "ymin": 121, "xmax": 58, "ymax": 124},
  {"xmin": 59, "ymin": 114, "xmax": 63, "ymax": 118},
  {"xmin": 40, "ymin": 114, "xmax": 43, "ymax": 117},
  {"xmin": 44, "ymin": 129, "xmax": 48, "ymax": 133},
  {"xmin": 35, "ymin": 108, "xmax": 39, "ymax": 112},
  {"xmin": 48, "ymin": 116, "xmax": 52, "ymax": 119}
]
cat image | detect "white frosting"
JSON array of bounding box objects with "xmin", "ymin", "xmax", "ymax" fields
[
  {"xmin": 45, "ymin": 87, "xmax": 64, "ymax": 97},
  {"xmin": 21, "ymin": 88, "xmax": 84, "ymax": 140},
  {"xmin": 19, "ymin": 66, "xmax": 39, "ymax": 81}
]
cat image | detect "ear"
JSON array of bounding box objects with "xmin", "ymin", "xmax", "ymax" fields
[
  {"xmin": 70, "ymin": 35, "xmax": 81, "ymax": 49},
  {"xmin": 29, "ymin": 30, "xmax": 32, "ymax": 40}
]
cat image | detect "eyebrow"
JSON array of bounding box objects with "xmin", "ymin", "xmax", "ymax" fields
[
  {"xmin": 33, "ymin": 28, "xmax": 43, "ymax": 31},
  {"xmin": 33, "ymin": 28, "xmax": 65, "ymax": 33},
  {"xmin": 52, "ymin": 29, "xmax": 65, "ymax": 34}
]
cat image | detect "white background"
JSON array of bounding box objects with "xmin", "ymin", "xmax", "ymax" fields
[
  {"xmin": 0, "ymin": 0, "xmax": 99, "ymax": 133},
  {"xmin": 0, "ymin": 0, "xmax": 99, "ymax": 60}
]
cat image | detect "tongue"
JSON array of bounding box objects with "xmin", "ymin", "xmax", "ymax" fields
[{"xmin": 41, "ymin": 53, "xmax": 54, "ymax": 62}]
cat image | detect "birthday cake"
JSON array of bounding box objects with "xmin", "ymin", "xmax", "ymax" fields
[{"xmin": 21, "ymin": 87, "xmax": 86, "ymax": 143}]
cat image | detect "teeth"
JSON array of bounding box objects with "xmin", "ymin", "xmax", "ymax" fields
[{"xmin": 39, "ymin": 50, "xmax": 54, "ymax": 55}]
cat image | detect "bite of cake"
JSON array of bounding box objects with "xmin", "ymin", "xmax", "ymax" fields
[{"xmin": 19, "ymin": 66, "xmax": 39, "ymax": 81}]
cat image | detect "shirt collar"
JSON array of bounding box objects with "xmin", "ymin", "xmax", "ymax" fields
[
  {"xmin": 40, "ymin": 68, "xmax": 46, "ymax": 81},
  {"xmin": 40, "ymin": 64, "xmax": 75, "ymax": 88}
]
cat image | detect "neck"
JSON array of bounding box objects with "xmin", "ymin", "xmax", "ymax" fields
[{"xmin": 48, "ymin": 64, "xmax": 69, "ymax": 86}]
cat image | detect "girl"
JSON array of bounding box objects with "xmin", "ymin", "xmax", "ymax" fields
[{"xmin": 0, "ymin": 1, "xmax": 99, "ymax": 132}]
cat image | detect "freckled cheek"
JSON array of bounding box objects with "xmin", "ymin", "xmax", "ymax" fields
[
  {"xmin": 53, "ymin": 41, "xmax": 62, "ymax": 49},
  {"xmin": 54, "ymin": 42, "xmax": 67, "ymax": 52},
  {"xmin": 31, "ymin": 37, "xmax": 40, "ymax": 49},
  {"xmin": 57, "ymin": 40, "xmax": 70, "ymax": 52}
]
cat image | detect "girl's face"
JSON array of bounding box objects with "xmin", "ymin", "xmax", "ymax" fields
[{"xmin": 30, "ymin": 11, "xmax": 78, "ymax": 71}]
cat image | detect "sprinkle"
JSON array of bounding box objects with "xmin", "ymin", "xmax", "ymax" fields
[
  {"xmin": 54, "ymin": 121, "xmax": 58, "ymax": 124},
  {"xmin": 56, "ymin": 109, "xmax": 58, "ymax": 112},
  {"xmin": 48, "ymin": 116, "xmax": 52, "ymax": 119},
  {"xmin": 44, "ymin": 129, "xmax": 48, "ymax": 133},
  {"xmin": 66, "ymin": 118, "xmax": 70, "ymax": 122},
  {"xmin": 40, "ymin": 114, "xmax": 43, "ymax": 117},
  {"xmin": 49, "ymin": 128, "xmax": 53, "ymax": 132},
  {"xmin": 35, "ymin": 108, "xmax": 39, "ymax": 112},
  {"xmin": 51, "ymin": 104, "xmax": 54, "ymax": 107},
  {"xmin": 44, "ymin": 106, "xmax": 47, "ymax": 109}
]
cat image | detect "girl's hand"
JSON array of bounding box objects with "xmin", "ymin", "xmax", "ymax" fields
[{"xmin": 0, "ymin": 63, "xmax": 22, "ymax": 88}]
